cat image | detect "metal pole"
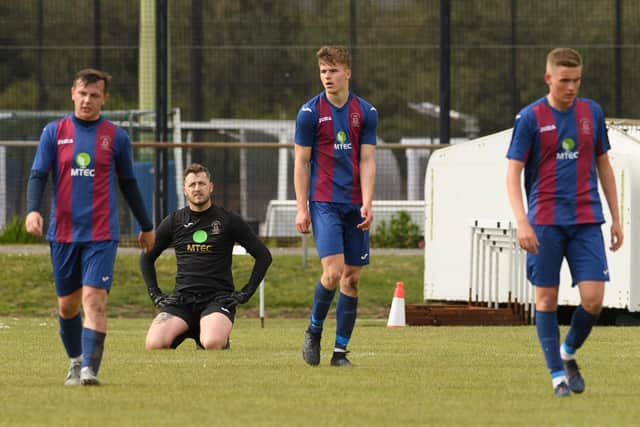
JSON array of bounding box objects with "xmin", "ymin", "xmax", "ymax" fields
[
  {"xmin": 614, "ymin": 0, "xmax": 622, "ymax": 117},
  {"xmin": 190, "ymin": 0, "xmax": 205, "ymax": 163},
  {"xmin": 474, "ymin": 229, "xmax": 480, "ymax": 303},
  {"xmin": 239, "ymin": 130, "xmax": 248, "ymax": 219},
  {"xmin": 259, "ymin": 281, "xmax": 265, "ymax": 328},
  {"xmin": 94, "ymin": 0, "xmax": 102, "ymax": 69},
  {"xmin": 349, "ymin": 0, "xmax": 357, "ymax": 92},
  {"xmin": 154, "ymin": 0, "xmax": 169, "ymax": 224},
  {"xmin": 480, "ymin": 232, "xmax": 486, "ymax": 305},
  {"xmin": 510, "ymin": 0, "xmax": 519, "ymax": 117},
  {"xmin": 494, "ymin": 247, "xmax": 500, "ymax": 309},
  {"xmin": 439, "ymin": 0, "xmax": 451, "ymax": 145},
  {"xmin": 469, "ymin": 224, "xmax": 475, "ymax": 305},
  {"xmin": 302, "ymin": 233, "xmax": 309, "ymax": 269},
  {"xmin": 36, "ymin": 0, "xmax": 46, "ymax": 110}
]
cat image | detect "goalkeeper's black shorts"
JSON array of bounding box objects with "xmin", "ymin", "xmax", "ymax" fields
[{"xmin": 160, "ymin": 291, "xmax": 236, "ymax": 333}]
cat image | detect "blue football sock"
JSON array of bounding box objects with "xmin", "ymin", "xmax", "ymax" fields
[
  {"xmin": 58, "ymin": 314, "xmax": 83, "ymax": 359},
  {"xmin": 561, "ymin": 342, "xmax": 576, "ymax": 360},
  {"xmin": 563, "ymin": 305, "xmax": 597, "ymax": 354},
  {"xmin": 82, "ymin": 327, "xmax": 106, "ymax": 374},
  {"xmin": 308, "ymin": 282, "xmax": 336, "ymax": 335},
  {"xmin": 551, "ymin": 370, "xmax": 567, "ymax": 387},
  {"xmin": 335, "ymin": 292, "xmax": 358, "ymax": 351},
  {"xmin": 535, "ymin": 310, "xmax": 563, "ymax": 377}
]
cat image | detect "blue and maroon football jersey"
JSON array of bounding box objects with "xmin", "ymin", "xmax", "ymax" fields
[
  {"xmin": 31, "ymin": 114, "xmax": 138, "ymax": 242},
  {"xmin": 295, "ymin": 92, "xmax": 378, "ymax": 204},
  {"xmin": 506, "ymin": 96, "xmax": 610, "ymax": 225}
]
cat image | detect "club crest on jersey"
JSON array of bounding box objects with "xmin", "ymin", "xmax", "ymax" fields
[
  {"xmin": 71, "ymin": 152, "xmax": 95, "ymax": 176},
  {"xmin": 351, "ymin": 113, "xmax": 360, "ymax": 128},
  {"xmin": 211, "ymin": 220, "xmax": 222, "ymax": 235},
  {"xmin": 579, "ymin": 118, "xmax": 592, "ymax": 137},
  {"xmin": 100, "ymin": 135, "xmax": 112, "ymax": 150}
]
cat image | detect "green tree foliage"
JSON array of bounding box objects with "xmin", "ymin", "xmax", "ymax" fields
[
  {"xmin": 371, "ymin": 210, "xmax": 421, "ymax": 248},
  {"xmin": 2, "ymin": 0, "xmax": 640, "ymax": 140},
  {"xmin": 0, "ymin": 216, "xmax": 43, "ymax": 244}
]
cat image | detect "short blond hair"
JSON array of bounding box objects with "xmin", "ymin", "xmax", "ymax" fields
[
  {"xmin": 316, "ymin": 46, "xmax": 351, "ymax": 68},
  {"xmin": 546, "ymin": 48, "xmax": 582, "ymax": 72}
]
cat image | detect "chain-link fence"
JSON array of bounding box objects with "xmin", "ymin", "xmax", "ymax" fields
[
  {"xmin": 0, "ymin": 108, "xmax": 437, "ymax": 242},
  {"xmin": 2, "ymin": 0, "xmax": 639, "ymax": 241}
]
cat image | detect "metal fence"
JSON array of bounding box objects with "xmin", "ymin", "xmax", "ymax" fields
[
  {"xmin": 0, "ymin": 108, "xmax": 443, "ymax": 240},
  {"xmin": 2, "ymin": 1, "xmax": 639, "ymax": 140},
  {"xmin": 2, "ymin": 0, "xmax": 640, "ymax": 240}
]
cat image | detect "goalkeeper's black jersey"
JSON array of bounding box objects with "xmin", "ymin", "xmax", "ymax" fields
[{"xmin": 140, "ymin": 204, "xmax": 271, "ymax": 297}]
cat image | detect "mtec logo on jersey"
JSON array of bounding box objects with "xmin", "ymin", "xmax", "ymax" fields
[
  {"xmin": 334, "ymin": 131, "xmax": 352, "ymax": 150},
  {"xmin": 187, "ymin": 230, "xmax": 212, "ymax": 252},
  {"xmin": 71, "ymin": 152, "xmax": 95, "ymax": 176},
  {"xmin": 557, "ymin": 138, "xmax": 579, "ymax": 160}
]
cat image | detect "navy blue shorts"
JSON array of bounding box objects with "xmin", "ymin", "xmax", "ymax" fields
[
  {"xmin": 527, "ymin": 224, "xmax": 609, "ymax": 287},
  {"xmin": 50, "ymin": 241, "xmax": 118, "ymax": 296},
  {"xmin": 309, "ymin": 201, "xmax": 370, "ymax": 266}
]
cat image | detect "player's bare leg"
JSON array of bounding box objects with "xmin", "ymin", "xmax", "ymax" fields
[
  {"xmin": 199, "ymin": 313, "xmax": 233, "ymax": 350},
  {"xmin": 145, "ymin": 313, "xmax": 190, "ymax": 349}
]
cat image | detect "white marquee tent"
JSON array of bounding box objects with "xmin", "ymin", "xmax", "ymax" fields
[{"xmin": 423, "ymin": 126, "xmax": 640, "ymax": 311}]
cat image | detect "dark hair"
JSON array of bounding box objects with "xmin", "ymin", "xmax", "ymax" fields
[
  {"xmin": 316, "ymin": 46, "xmax": 351, "ymax": 68},
  {"xmin": 73, "ymin": 68, "xmax": 112, "ymax": 94},
  {"xmin": 184, "ymin": 163, "xmax": 212, "ymax": 181}
]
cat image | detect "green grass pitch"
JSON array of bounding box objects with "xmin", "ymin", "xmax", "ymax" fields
[{"xmin": 2, "ymin": 317, "xmax": 640, "ymax": 426}]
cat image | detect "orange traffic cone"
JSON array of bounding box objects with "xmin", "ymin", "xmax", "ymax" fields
[{"xmin": 386, "ymin": 281, "xmax": 406, "ymax": 327}]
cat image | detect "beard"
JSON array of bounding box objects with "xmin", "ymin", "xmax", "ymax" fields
[{"xmin": 187, "ymin": 193, "xmax": 211, "ymax": 207}]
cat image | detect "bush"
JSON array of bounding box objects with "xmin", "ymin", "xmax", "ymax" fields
[
  {"xmin": 371, "ymin": 210, "xmax": 422, "ymax": 248},
  {"xmin": 0, "ymin": 216, "xmax": 43, "ymax": 244}
]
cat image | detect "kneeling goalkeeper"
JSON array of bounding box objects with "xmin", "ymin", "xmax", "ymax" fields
[{"xmin": 140, "ymin": 163, "xmax": 272, "ymax": 350}]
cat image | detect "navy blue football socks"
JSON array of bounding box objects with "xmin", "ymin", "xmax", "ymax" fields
[
  {"xmin": 82, "ymin": 327, "xmax": 106, "ymax": 374},
  {"xmin": 308, "ymin": 282, "xmax": 336, "ymax": 335},
  {"xmin": 58, "ymin": 314, "xmax": 83, "ymax": 359},
  {"xmin": 564, "ymin": 304, "xmax": 597, "ymax": 354},
  {"xmin": 335, "ymin": 292, "xmax": 358, "ymax": 351},
  {"xmin": 535, "ymin": 310, "xmax": 564, "ymax": 378}
]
